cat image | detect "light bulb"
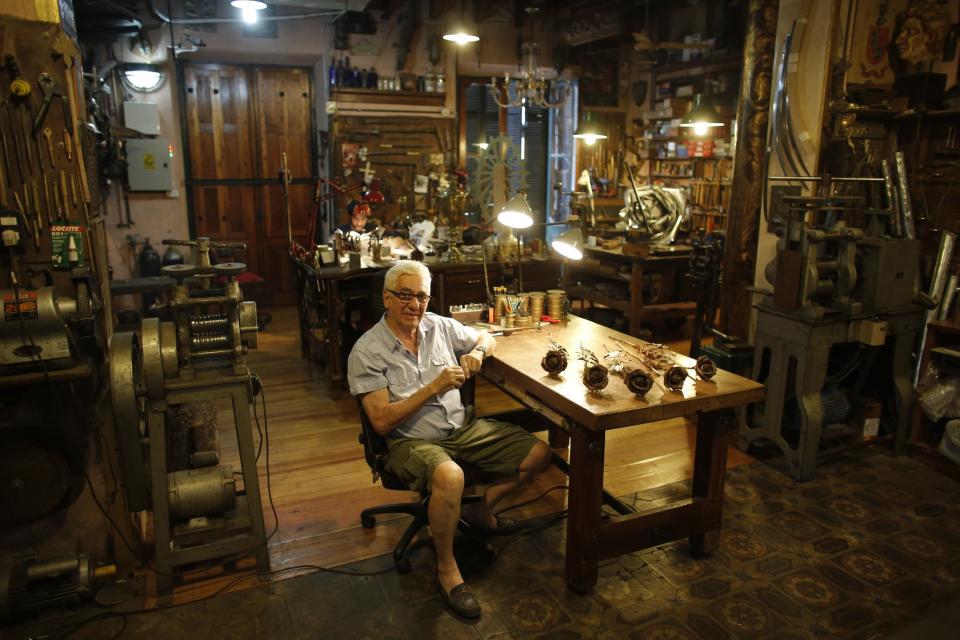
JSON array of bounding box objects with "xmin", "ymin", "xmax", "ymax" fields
[
  {"xmin": 693, "ymin": 122, "xmax": 709, "ymax": 137},
  {"xmin": 581, "ymin": 134, "xmax": 598, "ymax": 146},
  {"xmin": 443, "ymin": 32, "xmax": 479, "ymax": 45},
  {"xmin": 242, "ymin": 7, "xmax": 257, "ymax": 23}
]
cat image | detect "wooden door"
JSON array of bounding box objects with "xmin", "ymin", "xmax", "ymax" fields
[
  {"xmin": 183, "ymin": 64, "xmax": 261, "ymax": 272},
  {"xmin": 254, "ymin": 67, "xmax": 313, "ymax": 307},
  {"xmin": 183, "ymin": 64, "xmax": 313, "ymax": 307}
]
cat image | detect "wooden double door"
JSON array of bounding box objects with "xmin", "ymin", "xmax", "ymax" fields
[{"xmin": 183, "ymin": 63, "xmax": 314, "ymax": 306}]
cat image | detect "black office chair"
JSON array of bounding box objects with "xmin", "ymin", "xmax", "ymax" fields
[{"xmin": 357, "ymin": 378, "xmax": 482, "ymax": 574}]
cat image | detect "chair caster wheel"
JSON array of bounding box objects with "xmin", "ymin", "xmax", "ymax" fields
[
  {"xmin": 394, "ymin": 556, "xmax": 412, "ymax": 574},
  {"xmin": 361, "ymin": 513, "xmax": 375, "ymax": 529}
]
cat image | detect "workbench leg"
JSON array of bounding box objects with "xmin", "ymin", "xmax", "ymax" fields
[
  {"xmin": 548, "ymin": 425, "xmax": 569, "ymax": 449},
  {"xmin": 892, "ymin": 330, "xmax": 916, "ymax": 455},
  {"xmin": 689, "ymin": 410, "xmax": 727, "ymax": 556},
  {"xmin": 795, "ymin": 345, "xmax": 829, "ymax": 482},
  {"xmin": 565, "ymin": 424, "xmax": 604, "ymax": 593}
]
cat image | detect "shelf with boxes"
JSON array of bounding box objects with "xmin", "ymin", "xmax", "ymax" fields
[{"xmin": 640, "ymin": 57, "xmax": 740, "ymax": 232}]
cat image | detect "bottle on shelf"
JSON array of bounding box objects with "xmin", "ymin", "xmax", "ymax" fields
[
  {"xmin": 335, "ymin": 56, "xmax": 345, "ymax": 87},
  {"xmin": 343, "ymin": 56, "xmax": 352, "ymax": 86},
  {"xmin": 328, "ymin": 55, "xmax": 336, "ymax": 88},
  {"xmin": 366, "ymin": 68, "xmax": 377, "ymax": 89}
]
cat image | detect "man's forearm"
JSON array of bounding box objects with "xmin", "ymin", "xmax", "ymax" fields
[{"xmin": 371, "ymin": 383, "xmax": 437, "ymax": 436}]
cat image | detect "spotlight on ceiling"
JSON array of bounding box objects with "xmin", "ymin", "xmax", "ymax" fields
[{"xmin": 231, "ymin": 0, "xmax": 267, "ymax": 24}]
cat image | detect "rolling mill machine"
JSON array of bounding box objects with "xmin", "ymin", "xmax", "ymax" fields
[
  {"xmin": 739, "ymin": 174, "xmax": 924, "ymax": 481},
  {"xmin": 109, "ymin": 237, "xmax": 268, "ymax": 599}
]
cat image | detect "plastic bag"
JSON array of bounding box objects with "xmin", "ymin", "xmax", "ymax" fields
[{"xmin": 919, "ymin": 377, "xmax": 960, "ymax": 421}]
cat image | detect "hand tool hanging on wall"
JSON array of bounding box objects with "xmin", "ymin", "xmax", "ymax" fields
[
  {"xmin": 32, "ymin": 73, "xmax": 69, "ymax": 137},
  {"xmin": 5, "ymin": 103, "xmax": 26, "ymax": 183},
  {"xmin": 0, "ymin": 111, "xmax": 14, "ymax": 188},
  {"xmin": 19, "ymin": 106, "xmax": 35, "ymax": 178}
]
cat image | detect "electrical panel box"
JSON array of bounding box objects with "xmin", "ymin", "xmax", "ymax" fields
[
  {"xmin": 126, "ymin": 138, "xmax": 173, "ymax": 192},
  {"xmin": 123, "ymin": 101, "xmax": 161, "ymax": 134}
]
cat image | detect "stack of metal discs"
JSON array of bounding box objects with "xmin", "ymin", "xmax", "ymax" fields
[
  {"xmin": 546, "ymin": 289, "xmax": 566, "ymax": 320},
  {"xmin": 528, "ymin": 292, "xmax": 545, "ymax": 320}
]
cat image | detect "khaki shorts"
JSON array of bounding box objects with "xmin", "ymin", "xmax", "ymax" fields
[{"xmin": 385, "ymin": 418, "xmax": 540, "ymax": 493}]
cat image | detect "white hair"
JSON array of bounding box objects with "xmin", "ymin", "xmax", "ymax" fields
[{"xmin": 384, "ymin": 260, "xmax": 431, "ymax": 291}]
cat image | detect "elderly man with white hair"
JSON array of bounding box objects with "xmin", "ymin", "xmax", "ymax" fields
[{"xmin": 347, "ymin": 260, "xmax": 551, "ymax": 619}]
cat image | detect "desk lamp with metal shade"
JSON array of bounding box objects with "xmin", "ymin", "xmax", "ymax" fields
[{"xmin": 496, "ymin": 193, "xmax": 584, "ymax": 303}]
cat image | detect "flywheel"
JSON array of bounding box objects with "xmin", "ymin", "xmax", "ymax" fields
[{"xmin": 109, "ymin": 331, "xmax": 150, "ymax": 511}]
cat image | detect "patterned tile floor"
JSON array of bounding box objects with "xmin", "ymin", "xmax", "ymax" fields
[{"xmin": 10, "ymin": 446, "xmax": 960, "ymax": 639}]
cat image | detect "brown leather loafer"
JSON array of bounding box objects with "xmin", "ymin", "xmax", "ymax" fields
[
  {"xmin": 435, "ymin": 577, "xmax": 481, "ymax": 618},
  {"xmin": 469, "ymin": 516, "xmax": 524, "ymax": 536}
]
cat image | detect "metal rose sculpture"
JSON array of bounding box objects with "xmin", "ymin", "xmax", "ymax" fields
[
  {"xmin": 540, "ymin": 337, "xmax": 569, "ymax": 376},
  {"xmin": 694, "ymin": 355, "xmax": 718, "ymax": 380},
  {"xmin": 577, "ymin": 345, "xmax": 609, "ymax": 392},
  {"xmin": 603, "ymin": 345, "xmax": 653, "ymax": 399},
  {"xmin": 608, "ymin": 337, "xmax": 689, "ymax": 392}
]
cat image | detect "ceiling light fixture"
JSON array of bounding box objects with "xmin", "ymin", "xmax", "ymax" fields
[
  {"xmin": 121, "ymin": 62, "xmax": 165, "ymax": 92},
  {"xmin": 443, "ymin": 1, "xmax": 479, "ymax": 45},
  {"xmin": 572, "ymin": 111, "xmax": 607, "ymax": 145},
  {"xmin": 491, "ymin": 7, "xmax": 571, "ymax": 109},
  {"xmin": 680, "ymin": 94, "xmax": 724, "ymax": 136},
  {"xmin": 231, "ymin": 0, "xmax": 267, "ymax": 25}
]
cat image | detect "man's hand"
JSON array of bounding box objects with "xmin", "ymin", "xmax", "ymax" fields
[
  {"xmin": 459, "ymin": 351, "xmax": 483, "ymax": 378},
  {"xmin": 431, "ymin": 366, "xmax": 466, "ymax": 394}
]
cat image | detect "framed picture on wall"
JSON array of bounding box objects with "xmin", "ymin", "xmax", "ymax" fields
[{"xmin": 579, "ymin": 42, "xmax": 620, "ymax": 107}]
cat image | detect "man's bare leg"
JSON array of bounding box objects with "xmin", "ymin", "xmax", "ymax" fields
[
  {"xmin": 430, "ymin": 460, "xmax": 466, "ymax": 592},
  {"xmin": 464, "ymin": 441, "xmax": 552, "ymax": 528}
]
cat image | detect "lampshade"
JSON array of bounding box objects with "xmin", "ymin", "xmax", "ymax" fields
[
  {"xmin": 680, "ymin": 94, "xmax": 723, "ymax": 136},
  {"xmin": 497, "ymin": 193, "xmax": 534, "ymax": 229},
  {"xmin": 121, "ymin": 63, "xmax": 164, "ymax": 92},
  {"xmin": 552, "ymin": 227, "xmax": 583, "ymax": 260},
  {"xmin": 572, "ymin": 111, "xmax": 607, "ymax": 145}
]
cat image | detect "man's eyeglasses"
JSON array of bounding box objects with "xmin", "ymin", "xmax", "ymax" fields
[{"xmin": 386, "ymin": 289, "xmax": 431, "ymax": 305}]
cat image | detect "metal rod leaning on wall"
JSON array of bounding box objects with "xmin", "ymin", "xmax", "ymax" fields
[
  {"xmin": 894, "ymin": 152, "xmax": 917, "ymax": 240},
  {"xmin": 881, "ymin": 159, "xmax": 903, "ymax": 237},
  {"xmin": 915, "ymin": 230, "xmax": 957, "ymax": 385},
  {"xmin": 939, "ymin": 272, "xmax": 959, "ymax": 321}
]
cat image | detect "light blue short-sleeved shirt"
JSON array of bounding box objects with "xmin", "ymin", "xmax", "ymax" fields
[{"xmin": 347, "ymin": 312, "xmax": 481, "ymax": 440}]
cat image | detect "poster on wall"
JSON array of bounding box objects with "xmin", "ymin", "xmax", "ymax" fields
[{"xmin": 848, "ymin": 0, "xmax": 910, "ymax": 85}]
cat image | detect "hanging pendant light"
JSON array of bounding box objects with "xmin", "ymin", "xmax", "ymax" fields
[
  {"xmin": 680, "ymin": 94, "xmax": 724, "ymax": 136},
  {"xmin": 231, "ymin": 0, "xmax": 267, "ymax": 24},
  {"xmin": 573, "ymin": 111, "xmax": 607, "ymax": 145},
  {"xmin": 443, "ymin": 0, "xmax": 479, "ymax": 44}
]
